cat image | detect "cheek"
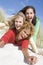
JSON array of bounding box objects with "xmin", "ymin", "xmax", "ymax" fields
[
  {"xmin": 26, "ymin": 14, "xmax": 28, "ymax": 18},
  {"xmin": 20, "ymin": 22, "xmax": 23, "ymax": 26},
  {"xmin": 19, "ymin": 24, "xmax": 23, "ymax": 28},
  {"xmin": 26, "ymin": 15, "xmax": 29, "ymax": 20},
  {"xmin": 21, "ymin": 23, "xmax": 24, "ymax": 26},
  {"xmin": 32, "ymin": 14, "xmax": 34, "ymax": 18}
]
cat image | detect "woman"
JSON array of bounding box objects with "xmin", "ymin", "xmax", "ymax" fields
[
  {"xmin": 0, "ymin": 12, "xmax": 37, "ymax": 64},
  {"xmin": 18, "ymin": 6, "xmax": 41, "ymax": 54}
]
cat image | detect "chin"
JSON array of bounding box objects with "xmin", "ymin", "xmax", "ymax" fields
[{"xmin": 16, "ymin": 28, "xmax": 20, "ymax": 30}]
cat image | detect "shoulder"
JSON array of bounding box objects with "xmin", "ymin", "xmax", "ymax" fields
[
  {"xmin": 35, "ymin": 17, "xmax": 40, "ymax": 26},
  {"xmin": 7, "ymin": 29, "xmax": 16, "ymax": 34}
]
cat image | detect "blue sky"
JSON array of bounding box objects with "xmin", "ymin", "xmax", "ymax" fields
[{"xmin": 0, "ymin": 0, "xmax": 43, "ymax": 26}]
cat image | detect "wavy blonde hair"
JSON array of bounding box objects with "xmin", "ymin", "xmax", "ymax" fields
[{"xmin": 9, "ymin": 12, "xmax": 26, "ymax": 29}]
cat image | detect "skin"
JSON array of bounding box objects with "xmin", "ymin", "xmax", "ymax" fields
[
  {"xmin": 15, "ymin": 16, "xmax": 23, "ymax": 30},
  {"xmin": 0, "ymin": 15, "xmax": 37, "ymax": 64},
  {"xmin": 18, "ymin": 8, "xmax": 35, "ymax": 39},
  {"xmin": 17, "ymin": 8, "xmax": 38, "ymax": 64},
  {"xmin": 25, "ymin": 8, "xmax": 43, "ymax": 56},
  {"xmin": 0, "ymin": 39, "xmax": 5, "ymax": 47},
  {"xmin": 25, "ymin": 8, "xmax": 34, "ymax": 23},
  {"xmin": 14, "ymin": 15, "xmax": 37, "ymax": 64},
  {"xmin": 18, "ymin": 7, "xmax": 43, "ymax": 63}
]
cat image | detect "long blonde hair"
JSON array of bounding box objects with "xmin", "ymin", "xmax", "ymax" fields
[
  {"xmin": 9, "ymin": 12, "xmax": 26, "ymax": 29},
  {"xmin": 8, "ymin": 12, "xmax": 35, "ymax": 41}
]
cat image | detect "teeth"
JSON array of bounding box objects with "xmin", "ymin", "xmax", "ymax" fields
[
  {"xmin": 28, "ymin": 18, "xmax": 32, "ymax": 19},
  {"xmin": 28, "ymin": 18, "xmax": 31, "ymax": 19}
]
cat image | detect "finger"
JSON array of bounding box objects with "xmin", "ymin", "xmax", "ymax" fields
[
  {"xmin": 24, "ymin": 31, "xmax": 29, "ymax": 36},
  {"xmin": 18, "ymin": 36, "xmax": 22, "ymax": 40},
  {"xmin": 21, "ymin": 32, "xmax": 27, "ymax": 38},
  {"xmin": 28, "ymin": 58, "xmax": 32, "ymax": 63},
  {"xmin": 24, "ymin": 30, "xmax": 30, "ymax": 36},
  {"xmin": 32, "ymin": 57, "xmax": 37, "ymax": 64}
]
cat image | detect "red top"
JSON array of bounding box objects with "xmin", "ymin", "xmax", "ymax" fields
[{"xmin": 1, "ymin": 29, "xmax": 29, "ymax": 49}]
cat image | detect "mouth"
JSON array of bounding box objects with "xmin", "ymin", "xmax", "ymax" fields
[
  {"xmin": 28, "ymin": 17, "xmax": 32, "ymax": 19},
  {"xmin": 16, "ymin": 26, "xmax": 21, "ymax": 29},
  {"xmin": 16, "ymin": 26, "xmax": 20, "ymax": 28},
  {"xmin": 28, "ymin": 18, "xmax": 32, "ymax": 21}
]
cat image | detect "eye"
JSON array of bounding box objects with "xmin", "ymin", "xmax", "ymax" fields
[
  {"xmin": 26, "ymin": 12, "xmax": 29, "ymax": 15},
  {"xmin": 19, "ymin": 21, "xmax": 22, "ymax": 23},
  {"xmin": 30, "ymin": 12, "xmax": 32, "ymax": 14}
]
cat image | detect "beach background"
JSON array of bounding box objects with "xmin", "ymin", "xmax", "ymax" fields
[
  {"xmin": 0, "ymin": 0, "xmax": 43, "ymax": 65},
  {"xmin": 0, "ymin": 0, "xmax": 43, "ymax": 48}
]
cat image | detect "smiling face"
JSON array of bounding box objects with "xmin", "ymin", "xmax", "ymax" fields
[
  {"xmin": 25, "ymin": 8, "xmax": 35, "ymax": 22},
  {"xmin": 15, "ymin": 16, "xmax": 23, "ymax": 30}
]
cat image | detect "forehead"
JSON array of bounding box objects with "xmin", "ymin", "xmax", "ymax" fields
[
  {"xmin": 15, "ymin": 16, "xmax": 23, "ymax": 21},
  {"xmin": 26, "ymin": 8, "xmax": 34, "ymax": 12}
]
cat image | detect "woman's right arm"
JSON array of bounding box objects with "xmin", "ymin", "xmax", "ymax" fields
[
  {"xmin": 0, "ymin": 30, "xmax": 15, "ymax": 47},
  {"xmin": 0, "ymin": 30, "xmax": 12, "ymax": 47}
]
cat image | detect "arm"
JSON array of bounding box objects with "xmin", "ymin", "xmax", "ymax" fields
[
  {"xmin": 0, "ymin": 30, "xmax": 12, "ymax": 47},
  {"xmin": 0, "ymin": 29, "xmax": 15, "ymax": 47},
  {"xmin": 21, "ymin": 39, "xmax": 37, "ymax": 64},
  {"xmin": 22, "ymin": 48, "xmax": 37, "ymax": 64},
  {"xmin": 34, "ymin": 17, "xmax": 40, "ymax": 36},
  {"xmin": 29, "ymin": 17, "xmax": 40, "ymax": 53},
  {"xmin": 1, "ymin": 30, "xmax": 12, "ymax": 43},
  {"xmin": 16, "ymin": 29, "xmax": 28, "ymax": 41}
]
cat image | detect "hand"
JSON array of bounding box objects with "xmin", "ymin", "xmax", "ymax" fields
[
  {"xmin": 18, "ymin": 29, "xmax": 30, "ymax": 40},
  {"xmin": 38, "ymin": 51, "xmax": 43, "ymax": 56},
  {"xmin": 0, "ymin": 40, "xmax": 5, "ymax": 47},
  {"xmin": 28, "ymin": 56, "xmax": 37, "ymax": 64}
]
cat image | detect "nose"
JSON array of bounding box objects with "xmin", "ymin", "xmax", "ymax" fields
[
  {"xmin": 28, "ymin": 14, "xmax": 31, "ymax": 17},
  {"xmin": 17, "ymin": 22, "xmax": 20, "ymax": 26},
  {"xmin": 17, "ymin": 22, "xmax": 19, "ymax": 24}
]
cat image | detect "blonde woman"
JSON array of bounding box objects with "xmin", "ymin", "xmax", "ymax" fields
[{"xmin": 0, "ymin": 12, "xmax": 37, "ymax": 64}]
